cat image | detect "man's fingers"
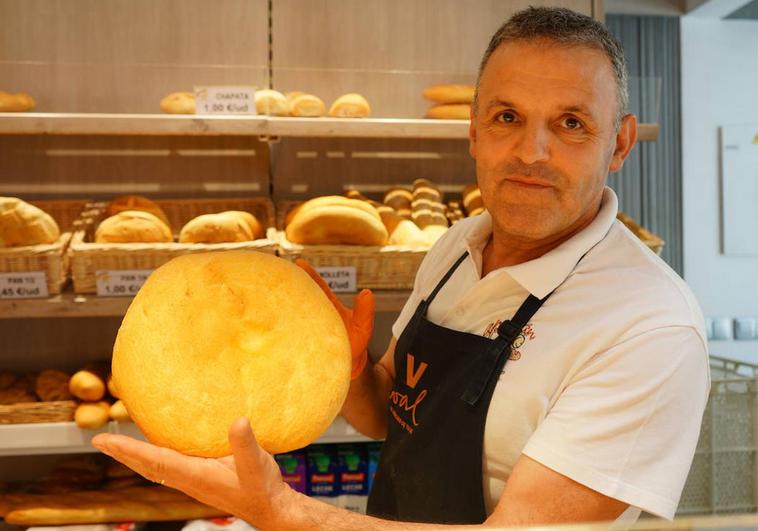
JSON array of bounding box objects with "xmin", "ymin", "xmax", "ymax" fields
[{"xmin": 228, "ymin": 418, "xmax": 267, "ymax": 490}]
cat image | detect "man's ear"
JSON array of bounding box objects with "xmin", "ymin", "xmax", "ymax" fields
[
  {"xmin": 608, "ymin": 113, "xmax": 637, "ymax": 173},
  {"xmin": 469, "ymin": 106, "xmax": 477, "ymax": 159}
]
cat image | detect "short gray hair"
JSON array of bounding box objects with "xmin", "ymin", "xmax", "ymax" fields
[{"xmin": 473, "ymin": 7, "xmax": 629, "ymax": 130}]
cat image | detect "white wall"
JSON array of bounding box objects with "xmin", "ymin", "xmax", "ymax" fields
[{"xmin": 681, "ymin": 16, "xmax": 758, "ymax": 361}]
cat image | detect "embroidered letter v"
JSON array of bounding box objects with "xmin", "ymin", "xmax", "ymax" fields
[{"xmin": 406, "ymin": 353, "xmax": 428, "ymax": 389}]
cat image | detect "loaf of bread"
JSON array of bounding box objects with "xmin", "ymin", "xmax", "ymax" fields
[
  {"xmin": 379, "ymin": 209, "xmax": 427, "ymax": 247},
  {"xmin": 422, "ymin": 84, "xmax": 475, "ymax": 104},
  {"xmin": 0, "ymin": 197, "xmax": 61, "ymax": 247},
  {"xmin": 160, "ymin": 92, "xmax": 196, "ymax": 114},
  {"xmin": 113, "ymin": 251, "xmax": 351, "ymax": 456},
  {"xmin": 68, "ymin": 370, "xmax": 106, "ymax": 401},
  {"xmin": 255, "ymin": 89, "xmax": 288, "ymax": 116},
  {"xmin": 288, "ymin": 93, "xmax": 326, "ymax": 117},
  {"xmin": 105, "ymin": 195, "xmax": 171, "ymax": 227},
  {"xmin": 285, "ymin": 196, "xmax": 388, "ymax": 245},
  {"xmin": 74, "ymin": 401, "xmax": 110, "ymax": 430},
  {"xmin": 426, "ymin": 103, "xmax": 471, "ymax": 120},
  {"xmin": 109, "ymin": 400, "xmax": 131, "ymax": 422},
  {"xmin": 95, "ymin": 211, "xmax": 173, "ymax": 244},
  {"xmin": 35, "ymin": 370, "xmax": 73, "ymax": 402},
  {"xmin": 383, "ymin": 188, "xmax": 413, "ymax": 212},
  {"xmin": 0, "ymin": 91, "xmax": 35, "ymax": 112},
  {"xmin": 328, "ymin": 93, "xmax": 371, "ymax": 118},
  {"xmin": 179, "ymin": 211, "xmax": 263, "ymax": 244}
]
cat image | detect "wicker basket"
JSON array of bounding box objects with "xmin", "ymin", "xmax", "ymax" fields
[
  {"xmin": 69, "ymin": 197, "xmax": 276, "ymax": 295},
  {"xmin": 0, "ymin": 400, "xmax": 77, "ymax": 424},
  {"xmin": 0, "ymin": 200, "xmax": 92, "ymax": 296},
  {"xmin": 276, "ymin": 200, "xmax": 429, "ymax": 290}
]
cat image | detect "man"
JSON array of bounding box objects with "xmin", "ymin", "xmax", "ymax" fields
[{"xmin": 94, "ymin": 7, "xmax": 709, "ymax": 529}]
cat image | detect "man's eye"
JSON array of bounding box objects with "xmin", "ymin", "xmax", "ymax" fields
[
  {"xmin": 496, "ymin": 111, "xmax": 516, "ymax": 123},
  {"xmin": 564, "ymin": 117, "xmax": 582, "ymax": 129}
]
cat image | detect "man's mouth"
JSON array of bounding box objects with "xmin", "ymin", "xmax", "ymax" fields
[{"xmin": 504, "ymin": 176, "xmax": 554, "ymax": 189}]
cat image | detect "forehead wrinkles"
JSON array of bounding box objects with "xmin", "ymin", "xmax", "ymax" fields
[{"xmin": 479, "ymin": 42, "xmax": 615, "ymax": 116}]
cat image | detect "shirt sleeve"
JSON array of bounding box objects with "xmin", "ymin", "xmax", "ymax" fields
[{"xmin": 522, "ymin": 325, "xmax": 710, "ymax": 519}]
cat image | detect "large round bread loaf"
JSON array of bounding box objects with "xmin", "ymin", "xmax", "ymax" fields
[
  {"xmin": 95, "ymin": 211, "xmax": 173, "ymax": 243},
  {"xmin": 179, "ymin": 211, "xmax": 263, "ymax": 244},
  {"xmin": 112, "ymin": 251, "xmax": 351, "ymax": 457}
]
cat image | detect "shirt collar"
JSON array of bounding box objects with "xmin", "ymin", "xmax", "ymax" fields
[{"xmin": 464, "ymin": 186, "xmax": 619, "ymax": 299}]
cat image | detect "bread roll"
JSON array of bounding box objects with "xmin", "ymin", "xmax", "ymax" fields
[
  {"xmin": 288, "ymin": 93, "xmax": 326, "ymax": 117},
  {"xmin": 423, "ymin": 225, "xmax": 448, "ymax": 246},
  {"xmin": 412, "ymin": 186, "xmax": 442, "ymax": 203},
  {"xmin": 0, "ymin": 197, "xmax": 60, "ymax": 246},
  {"xmin": 0, "ymin": 387, "xmax": 36, "ymax": 405},
  {"xmin": 106, "ymin": 374, "xmax": 119, "ymax": 398},
  {"xmin": 286, "ymin": 196, "xmax": 388, "ymax": 246},
  {"xmin": 383, "ymin": 188, "xmax": 413, "ymax": 211},
  {"xmin": 95, "ymin": 211, "xmax": 173, "ymax": 244},
  {"xmin": 69, "ymin": 370, "xmax": 106, "ymax": 401},
  {"xmin": 328, "ymin": 93, "xmax": 371, "ymax": 118},
  {"xmin": 160, "ymin": 92, "xmax": 195, "ymax": 114},
  {"xmin": 422, "ymin": 84, "xmax": 475, "ymax": 104},
  {"xmin": 285, "ymin": 91, "xmax": 307, "ymax": 102},
  {"xmin": 255, "ymin": 89, "xmax": 288, "ymax": 116},
  {"xmin": 426, "ymin": 103, "xmax": 471, "ymax": 120},
  {"xmin": 0, "ymin": 91, "xmax": 35, "ymax": 112},
  {"xmin": 0, "ymin": 371, "xmax": 16, "ymax": 390},
  {"xmin": 109, "ymin": 400, "xmax": 131, "ymax": 422},
  {"xmin": 105, "ymin": 195, "xmax": 170, "ymax": 227},
  {"xmin": 35, "ymin": 370, "xmax": 73, "ymax": 402},
  {"xmin": 179, "ymin": 211, "xmax": 256, "ymax": 244},
  {"xmin": 462, "ymin": 184, "xmax": 483, "ymax": 216},
  {"xmin": 112, "ymin": 251, "xmax": 352, "ymax": 457},
  {"xmin": 379, "ymin": 209, "xmax": 427, "ymax": 247},
  {"xmin": 74, "ymin": 401, "xmax": 110, "ymax": 430}
]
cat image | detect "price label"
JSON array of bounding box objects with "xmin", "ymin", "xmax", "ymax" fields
[
  {"xmin": 194, "ymin": 86, "xmax": 256, "ymax": 115},
  {"xmin": 96, "ymin": 270, "xmax": 152, "ymax": 297},
  {"xmin": 0, "ymin": 272, "xmax": 48, "ymax": 299},
  {"xmin": 316, "ymin": 267, "xmax": 357, "ymax": 293}
]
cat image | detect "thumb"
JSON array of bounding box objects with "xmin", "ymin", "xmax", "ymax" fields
[{"xmin": 228, "ymin": 417, "xmax": 267, "ymax": 489}]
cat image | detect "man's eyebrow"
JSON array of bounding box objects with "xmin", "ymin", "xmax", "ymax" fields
[
  {"xmin": 484, "ymin": 99, "xmax": 517, "ymax": 114},
  {"xmin": 560, "ymin": 104, "xmax": 595, "ymax": 117}
]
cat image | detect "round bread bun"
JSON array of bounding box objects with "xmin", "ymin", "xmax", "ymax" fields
[
  {"xmin": 179, "ymin": 211, "xmax": 259, "ymax": 244},
  {"xmin": 0, "ymin": 91, "xmax": 36, "ymax": 112},
  {"xmin": 0, "ymin": 197, "xmax": 60, "ymax": 247},
  {"xmin": 105, "ymin": 195, "xmax": 171, "ymax": 228},
  {"xmin": 422, "ymin": 84, "xmax": 475, "ymax": 104},
  {"xmin": 160, "ymin": 92, "xmax": 196, "ymax": 114},
  {"xmin": 285, "ymin": 196, "xmax": 388, "ymax": 246},
  {"xmin": 95, "ymin": 211, "xmax": 173, "ymax": 243},
  {"xmin": 255, "ymin": 89, "xmax": 288, "ymax": 116},
  {"xmin": 288, "ymin": 93, "xmax": 326, "ymax": 117},
  {"xmin": 425, "ymin": 103, "xmax": 471, "ymax": 120},
  {"xmin": 112, "ymin": 250, "xmax": 351, "ymax": 456},
  {"xmin": 328, "ymin": 93, "xmax": 371, "ymax": 118}
]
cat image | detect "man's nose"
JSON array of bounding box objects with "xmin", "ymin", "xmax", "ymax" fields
[{"xmin": 512, "ymin": 123, "xmax": 550, "ymax": 165}]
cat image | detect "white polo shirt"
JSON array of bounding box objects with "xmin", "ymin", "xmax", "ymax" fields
[{"xmin": 392, "ymin": 187, "xmax": 709, "ymax": 521}]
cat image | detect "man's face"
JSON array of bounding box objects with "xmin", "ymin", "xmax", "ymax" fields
[{"xmin": 470, "ymin": 39, "xmax": 634, "ymax": 241}]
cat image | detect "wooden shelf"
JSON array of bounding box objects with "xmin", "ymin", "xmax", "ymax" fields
[
  {"xmin": 0, "ymin": 289, "xmax": 410, "ymax": 319},
  {"xmin": 0, "ymin": 113, "xmax": 660, "ymax": 141},
  {"xmin": 0, "ymin": 416, "xmax": 374, "ymax": 456}
]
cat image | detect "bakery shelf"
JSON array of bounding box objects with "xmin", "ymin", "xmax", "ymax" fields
[
  {"xmin": 0, "ymin": 113, "xmax": 660, "ymax": 141},
  {"xmin": 0, "ymin": 416, "xmax": 374, "ymax": 456},
  {"xmin": 0, "ymin": 289, "xmax": 411, "ymax": 319},
  {"xmin": 0, "ymin": 113, "xmax": 268, "ymax": 136}
]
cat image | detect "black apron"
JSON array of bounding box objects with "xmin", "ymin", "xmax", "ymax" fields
[{"xmin": 366, "ymin": 251, "xmax": 553, "ymax": 524}]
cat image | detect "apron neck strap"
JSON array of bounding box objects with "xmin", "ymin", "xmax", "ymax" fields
[{"xmin": 420, "ymin": 251, "xmax": 469, "ymax": 315}]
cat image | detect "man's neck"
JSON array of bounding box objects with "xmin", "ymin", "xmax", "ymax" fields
[{"xmin": 481, "ymin": 203, "xmax": 602, "ymax": 277}]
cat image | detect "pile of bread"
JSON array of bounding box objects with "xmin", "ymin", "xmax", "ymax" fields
[
  {"xmin": 0, "ymin": 197, "xmax": 60, "ymax": 247},
  {"xmin": 0, "ymin": 91, "xmax": 35, "ymax": 112},
  {"xmin": 423, "ymin": 84, "xmax": 474, "ymax": 120},
  {"xmin": 0, "ymin": 456, "xmax": 226, "ymax": 525},
  {"xmin": 93, "ymin": 195, "xmax": 265, "ymax": 244},
  {"xmin": 0, "ymin": 365, "xmax": 131, "ymax": 429},
  {"xmin": 161, "ymin": 89, "xmax": 371, "ymax": 118},
  {"xmin": 283, "ymin": 179, "xmax": 486, "ymax": 248}
]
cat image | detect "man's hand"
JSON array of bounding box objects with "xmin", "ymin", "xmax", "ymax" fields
[
  {"xmin": 296, "ymin": 258, "xmax": 375, "ymax": 379},
  {"xmin": 91, "ymin": 419, "xmax": 295, "ymax": 530}
]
